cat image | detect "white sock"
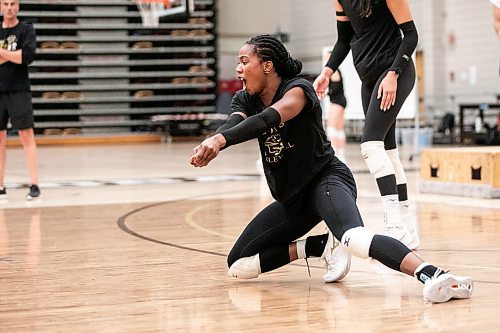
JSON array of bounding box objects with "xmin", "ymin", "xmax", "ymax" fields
[
  {"xmin": 296, "ymin": 239, "xmax": 307, "ymax": 259},
  {"xmin": 399, "ymin": 200, "xmax": 410, "ymax": 217},
  {"xmin": 414, "ymin": 262, "xmax": 430, "ymax": 278},
  {"xmin": 382, "ymin": 194, "xmax": 402, "ymax": 226},
  {"xmin": 400, "ymin": 200, "xmax": 418, "ymax": 235}
]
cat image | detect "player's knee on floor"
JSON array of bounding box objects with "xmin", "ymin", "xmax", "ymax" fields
[
  {"xmin": 340, "ymin": 227, "xmax": 375, "ymax": 259},
  {"xmin": 360, "ymin": 141, "xmax": 393, "ymax": 178},
  {"xmin": 228, "ymin": 254, "xmax": 261, "ymax": 279}
]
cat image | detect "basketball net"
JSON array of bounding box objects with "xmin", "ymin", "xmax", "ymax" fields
[{"xmin": 135, "ymin": 0, "xmax": 171, "ymax": 27}]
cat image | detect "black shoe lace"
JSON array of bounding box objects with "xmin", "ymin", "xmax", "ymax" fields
[{"xmin": 305, "ymin": 258, "xmax": 311, "ymax": 277}]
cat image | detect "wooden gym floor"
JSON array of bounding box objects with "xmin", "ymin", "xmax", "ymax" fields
[{"xmin": 0, "ymin": 141, "xmax": 499, "ymax": 332}]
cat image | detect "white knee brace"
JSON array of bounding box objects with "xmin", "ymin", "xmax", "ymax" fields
[
  {"xmin": 341, "ymin": 227, "xmax": 375, "ymax": 259},
  {"xmin": 228, "ymin": 254, "xmax": 261, "ymax": 279},
  {"xmin": 386, "ymin": 148, "xmax": 407, "ymax": 184},
  {"xmin": 360, "ymin": 141, "xmax": 394, "ymax": 178}
]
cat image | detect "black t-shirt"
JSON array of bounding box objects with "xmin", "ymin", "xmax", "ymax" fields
[
  {"xmin": 339, "ymin": 0, "xmax": 401, "ymax": 84},
  {"xmin": 231, "ymin": 77, "xmax": 335, "ymax": 206},
  {"xmin": 0, "ymin": 21, "xmax": 37, "ymax": 92}
]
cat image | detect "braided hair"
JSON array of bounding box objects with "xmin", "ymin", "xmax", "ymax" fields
[{"xmin": 245, "ymin": 34, "xmax": 302, "ymax": 78}]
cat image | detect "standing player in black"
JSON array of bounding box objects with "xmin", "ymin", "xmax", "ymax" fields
[
  {"xmin": 0, "ymin": 0, "xmax": 40, "ymax": 200},
  {"xmin": 190, "ymin": 34, "xmax": 473, "ymax": 303},
  {"xmin": 314, "ymin": 0, "xmax": 419, "ymax": 250}
]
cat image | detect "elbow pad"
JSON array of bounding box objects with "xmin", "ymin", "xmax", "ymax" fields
[
  {"xmin": 390, "ymin": 21, "xmax": 418, "ymax": 75},
  {"xmin": 221, "ymin": 107, "xmax": 281, "ymax": 148},
  {"xmin": 215, "ymin": 113, "xmax": 245, "ymax": 134},
  {"xmin": 326, "ymin": 21, "xmax": 353, "ymax": 72}
]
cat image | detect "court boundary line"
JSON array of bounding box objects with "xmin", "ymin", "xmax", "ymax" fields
[
  {"xmin": 116, "ymin": 191, "xmax": 326, "ymax": 271},
  {"xmin": 116, "ymin": 190, "xmax": 500, "ymax": 282}
]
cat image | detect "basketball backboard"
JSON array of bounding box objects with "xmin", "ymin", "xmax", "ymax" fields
[{"xmin": 135, "ymin": 0, "xmax": 195, "ymax": 27}]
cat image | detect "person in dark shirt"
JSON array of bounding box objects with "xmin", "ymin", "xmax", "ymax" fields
[
  {"xmin": 190, "ymin": 34, "xmax": 473, "ymax": 303},
  {"xmin": 0, "ymin": 0, "xmax": 40, "ymax": 200},
  {"xmin": 314, "ymin": 0, "xmax": 419, "ymax": 250}
]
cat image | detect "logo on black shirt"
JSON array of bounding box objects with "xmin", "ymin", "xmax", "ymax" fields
[
  {"xmin": 263, "ymin": 124, "xmax": 294, "ymax": 163},
  {"xmin": 0, "ymin": 35, "xmax": 17, "ymax": 51}
]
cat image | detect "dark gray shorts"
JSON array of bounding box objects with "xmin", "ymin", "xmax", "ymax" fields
[{"xmin": 0, "ymin": 92, "xmax": 34, "ymax": 130}]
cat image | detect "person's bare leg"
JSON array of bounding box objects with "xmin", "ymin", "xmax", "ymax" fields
[
  {"xmin": 327, "ymin": 103, "xmax": 346, "ymax": 161},
  {"xmin": 289, "ymin": 242, "xmax": 298, "ymax": 261},
  {"xmin": 18, "ymin": 128, "xmax": 39, "ymax": 185},
  {"xmin": 329, "ymin": 104, "xmax": 346, "ymax": 148},
  {"xmin": 400, "ymin": 251, "xmax": 424, "ymax": 275}
]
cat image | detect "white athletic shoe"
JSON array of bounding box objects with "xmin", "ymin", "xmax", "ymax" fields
[
  {"xmin": 406, "ymin": 225, "xmax": 420, "ymax": 250},
  {"xmin": 423, "ymin": 273, "xmax": 473, "ymax": 303},
  {"xmin": 321, "ymin": 231, "xmax": 351, "ymax": 283},
  {"xmin": 384, "ymin": 217, "xmax": 419, "ymax": 250},
  {"xmin": 228, "ymin": 254, "xmax": 261, "ymax": 279},
  {"xmin": 399, "ymin": 203, "xmax": 421, "ymax": 250}
]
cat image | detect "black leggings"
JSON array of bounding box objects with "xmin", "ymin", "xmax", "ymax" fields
[
  {"xmin": 361, "ymin": 59, "xmax": 416, "ymax": 149},
  {"xmin": 227, "ymin": 158, "xmax": 364, "ymax": 272}
]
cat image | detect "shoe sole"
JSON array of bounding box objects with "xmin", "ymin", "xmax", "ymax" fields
[
  {"xmin": 423, "ymin": 274, "xmax": 473, "ymax": 303},
  {"xmin": 26, "ymin": 195, "xmax": 41, "ymax": 201}
]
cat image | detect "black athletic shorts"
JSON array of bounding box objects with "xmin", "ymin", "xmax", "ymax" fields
[
  {"xmin": 329, "ymin": 93, "xmax": 347, "ymax": 108},
  {"xmin": 0, "ymin": 92, "xmax": 34, "ymax": 130}
]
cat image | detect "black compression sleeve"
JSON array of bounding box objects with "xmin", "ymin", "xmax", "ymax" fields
[
  {"xmin": 369, "ymin": 235, "xmax": 412, "ymax": 272},
  {"xmin": 389, "ymin": 21, "xmax": 418, "ymax": 75},
  {"xmin": 215, "ymin": 113, "xmax": 245, "ymax": 134},
  {"xmin": 220, "ymin": 107, "xmax": 281, "ymax": 148},
  {"xmin": 325, "ymin": 21, "xmax": 353, "ymax": 72}
]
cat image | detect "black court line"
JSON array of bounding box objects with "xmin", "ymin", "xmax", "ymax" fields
[
  {"xmin": 116, "ymin": 190, "xmax": 325, "ymax": 270},
  {"xmin": 117, "ymin": 199, "xmax": 227, "ymax": 257},
  {"xmin": 116, "ymin": 187, "xmax": 500, "ymax": 284}
]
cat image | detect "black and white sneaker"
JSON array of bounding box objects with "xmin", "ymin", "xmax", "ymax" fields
[
  {"xmin": 0, "ymin": 187, "xmax": 7, "ymax": 200},
  {"xmin": 26, "ymin": 184, "xmax": 41, "ymax": 200}
]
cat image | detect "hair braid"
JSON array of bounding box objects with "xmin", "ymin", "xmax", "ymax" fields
[{"xmin": 246, "ymin": 34, "xmax": 302, "ymax": 78}]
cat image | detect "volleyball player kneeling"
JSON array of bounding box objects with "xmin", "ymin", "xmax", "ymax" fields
[{"xmin": 190, "ymin": 35, "xmax": 473, "ymax": 304}]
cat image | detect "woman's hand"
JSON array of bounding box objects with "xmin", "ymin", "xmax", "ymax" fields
[
  {"xmin": 190, "ymin": 134, "xmax": 226, "ymax": 167},
  {"xmin": 313, "ymin": 67, "xmax": 334, "ymax": 99},
  {"xmin": 377, "ymin": 71, "xmax": 399, "ymax": 111}
]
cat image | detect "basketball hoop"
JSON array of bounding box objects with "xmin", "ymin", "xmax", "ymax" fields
[
  {"xmin": 135, "ymin": 0, "xmax": 171, "ymax": 27},
  {"xmin": 135, "ymin": 0, "xmax": 195, "ymax": 27},
  {"xmin": 134, "ymin": 0, "xmax": 195, "ymax": 27}
]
